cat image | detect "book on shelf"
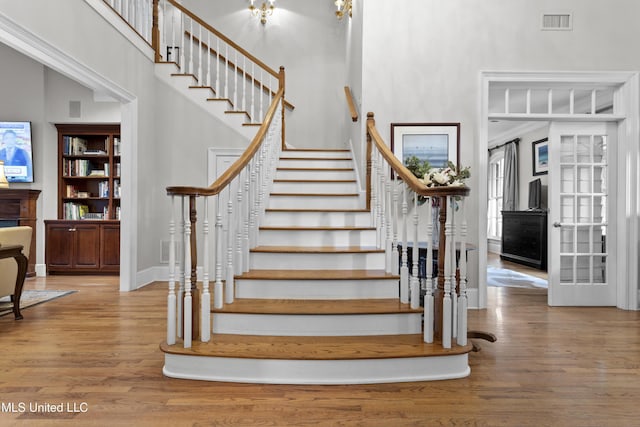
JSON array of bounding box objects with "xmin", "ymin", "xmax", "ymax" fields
[
  {"xmin": 98, "ymin": 181, "xmax": 109, "ymax": 198},
  {"xmin": 113, "ymin": 137, "xmax": 121, "ymax": 156},
  {"xmin": 64, "ymin": 202, "xmax": 89, "ymax": 220},
  {"xmin": 84, "ymin": 149, "xmax": 107, "ymax": 155},
  {"xmin": 63, "ymin": 136, "xmax": 89, "ymax": 155}
]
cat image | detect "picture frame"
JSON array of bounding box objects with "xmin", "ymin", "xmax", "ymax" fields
[
  {"xmin": 390, "ymin": 123, "xmax": 460, "ymax": 178},
  {"xmin": 532, "ymin": 137, "xmax": 548, "ymax": 176}
]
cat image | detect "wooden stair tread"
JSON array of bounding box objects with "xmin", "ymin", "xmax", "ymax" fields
[
  {"xmin": 269, "ymin": 193, "xmax": 359, "ymax": 197},
  {"xmin": 251, "ymin": 245, "xmax": 383, "ymax": 253},
  {"xmin": 236, "ymin": 269, "xmax": 399, "ymax": 280},
  {"xmin": 273, "ymin": 179, "xmax": 357, "ymax": 183},
  {"xmin": 213, "ymin": 298, "xmax": 421, "ymax": 314},
  {"xmin": 161, "ymin": 334, "xmax": 472, "ymax": 360},
  {"xmin": 283, "ymin": 148, "xmax": 350, "ymax": 152},
  {"xmin": 266, "ymin": 208, "xmax": 369, "ymax": 213},
  {"xmin": 276, "ymin": 167, "xmax": 354, "ymax": 171},
  {"xmin": 259, "ymin": 226, "xmax": 374, "ymax": 231}
]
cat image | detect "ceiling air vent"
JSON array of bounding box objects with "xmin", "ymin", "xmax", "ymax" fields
[{"xmin": 541, "ymin": 13, "xmax": 572, "ymax": 31}]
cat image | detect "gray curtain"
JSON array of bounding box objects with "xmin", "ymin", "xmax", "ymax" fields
[{"xmin": 502, "ymin": 141, "xmax": 518, "ymax": 211}]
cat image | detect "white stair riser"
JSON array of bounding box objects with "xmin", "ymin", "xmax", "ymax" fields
[
  {"xmin": 275, "ymin": 169, "xmax": 356, "ymax": 180},
  {"xmin": 235, "ymin": 279, "xmax": 399, "ymax": 299},
  {"xmin": 212, "ymin": 313, "xmax": 421, "ymax": 336},
  {"xmin": 272, "ymin": 181, "xmax": 358, "ymax": 194},
  {"xmin": 250, "ymin": 252, "xmax": 384, "ymax": 270},
  {"xmin": 263, "ymin": 211, "xmax": 372, "ymax": 227},
  {"xmin": 279, "ymin": 159, "xmax": 353, "ymax": 169},
  {"xmin": 257, "ymin": 229, "xmax": 376, "ymax": 247},
  {"xmin": 164, "ymin": 354, "xmax": 470, "ymax": 384},
  {"xmin": 281, "ymin": 150, "xmax": 351, "ymax": 159},
  {"xmin": 268, "ymin": 195, "xmax": 361, "ymax": 210}
]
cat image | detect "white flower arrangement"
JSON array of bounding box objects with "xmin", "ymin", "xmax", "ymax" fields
[{"xmin": 421, "ymin": 162, "xmax": 470, "ymax": 188}]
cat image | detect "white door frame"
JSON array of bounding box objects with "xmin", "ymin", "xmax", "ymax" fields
[{"xmin": 478, "ymin": 71, "xmax": 639, "ymax": 310}]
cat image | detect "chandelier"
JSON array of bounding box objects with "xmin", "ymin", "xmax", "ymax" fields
[
  {"xmin": 334, "ymin": 0, "xmax": 352, "ymax": 20},
  {"xmin": 249, "ymin": 0, "xmax": 275, "ymax": 25}
]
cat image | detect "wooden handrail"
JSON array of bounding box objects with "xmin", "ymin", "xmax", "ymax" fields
[
  {"xmin": 366, "ymin": 112, "xmax": 469, "ymax": 198},
  {"xmin": 166, "ymin": 0, "xmax": 279, "ymax": 79},
  {"xmin": 166, "ymin": 86, "xmax": 284, "ymax": 197},
  {"xmin": 184, "ymin": 31, "xmax": 294, "ymax": 111},
  {"xmin": 344, "ymin": 86, "xmax": 358, "ymax": 122}
]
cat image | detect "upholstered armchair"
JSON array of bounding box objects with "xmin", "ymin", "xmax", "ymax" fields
[{"xmin": 0, "ymin": 226, "xmax": 32, "ymax": 320}]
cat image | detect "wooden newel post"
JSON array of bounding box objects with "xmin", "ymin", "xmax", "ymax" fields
[
  {"xmin": 279, "ymin": 66, "xmax": 286, "ymax": 150},
  {"xmin": 434, "ymin": 196, "xmax": 447, "ymax": 341},
  {"xmin": 366, "ymin": 113, "xmax": 374, "ymax": 211},
  {"xmin": 188, "ymin": 195, "xmax": 200, "ymax": 340},
  {"xmin": 152, "ymin": 0, "xmax": 161, "ymax": 63}
]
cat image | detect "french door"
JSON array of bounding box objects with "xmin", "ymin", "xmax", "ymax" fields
[{"xmin": 548, "ymin": 122, "xmax": 617, "ymax": 306}]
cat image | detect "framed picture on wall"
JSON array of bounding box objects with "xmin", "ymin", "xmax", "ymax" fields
[
  {"xmin": 390, "ymin": 123, "xmax": 460, "ymax": 178},
  {"xmin": 532, "ymin": 137, "xmax": 548, "ymax": 176}
]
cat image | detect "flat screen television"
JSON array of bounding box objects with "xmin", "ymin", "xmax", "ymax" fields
[
  {"xmin": 528, "ymin": 178, "xmax": 542, "ymax": 210},
  {"xmin": 0, "ymin": 121, "xmax": 33, "ymax": 183}
]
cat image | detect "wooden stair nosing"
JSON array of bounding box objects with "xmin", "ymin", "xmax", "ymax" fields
[
  {"xmin": 269, "ymin": 193, "xmax": 360, "ymax": 197},
  {"xmin": 206, "ymin": 98, "xmax": 234, "ymax": 108},
  {"xmin": 236, "ymin": 269, "xmax": 399, "ymax": 280},
  {"xmin": 250, "ymin": 245, "xmax": 383, "ymax": 254},
  {"xmin": 259, "ymin": 226, "xmax": 374, "ymax": 232},
  {"xmin": 212, "ymin": 298, "xmax": 421, "ymax": 315},
  {"xmin": 188, "ymin": 85, "xmax": 216, "ymax": 95},
  {"xmin": 161, "ymin": 334, "xmax": 472, "ymax": 360},
  {"xmin": 283, "ymin": 148, "xmax": 350, "ymax": 153},
  {"xmin": 171, "ymin": 73, "xmax": 198, "ymax": 82}
]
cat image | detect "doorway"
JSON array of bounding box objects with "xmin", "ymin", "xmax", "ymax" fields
[{"xmin": 479, "ymin": 71, "xmax": 640, "ymax": 310}]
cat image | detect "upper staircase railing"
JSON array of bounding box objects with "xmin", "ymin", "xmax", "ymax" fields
[{"xmin": 365, "ymin": 112, "xmax": 470, "ymax": 349}]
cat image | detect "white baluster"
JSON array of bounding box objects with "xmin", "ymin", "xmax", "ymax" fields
[
  {"xmin": 243, "ymin": 165, "xmax": 251, "ymax": 271},
  {"xmin": 251, "ymin": 63, "xmax": 256, "ymax": 123},
  {"xmin": 179, "ymin": 13, "xmax": 185, "ymax": 69},
  {"xmin": 213, "ymin": 194, "xmax": 224, "ymax": 309},
  {"xmin": 457, "ymin": 198, "xmax": 468, "ymax": 346},
  {"xmin": 215, "ymin": 38, "xmax": 220, "ymax": 96},
  {"xmin": 259, "ymin": 70, "xmax": 264, "ymax": 119},
  {"xmin": 233, "ymin": 50, "xmax": 238, "ymax": 110},
  {"xmin": 242, "ymin": 56, "xmax": 247, "ymax": 113},
  {"xmin": 197, "ymin": 25, "xmax": 202, "ymax": 83},
  {"xmin": 177, "ymin": 197, "xmax": 185, "ymax": 337},
  {"xmin": 224, "ymin": 44, "xmax": 229, "ymax": 100},
  {"xmin": 442, "ymin": 196, "xmax": 453, "ymax": 349},
  {"xmin": 370, "ymin": 150, "xmax": 378, "ymax": 229},
  {"xmin": 451, "ymin": 198, "xmax": 458, "ymax": 340},
  {"xmin": 376, "ymin": 152, "xmax": 384, "ymax": 248},
  {"xmin": 183, "ymin": 199, "xmax": 192, "ymax": 349},
  {"xmin": 236, "ymin": 170, "xmax": 244, "ymax": 275},
  {"xmin": 410, "ymin": 193, "xmax": 420, "ymax": 309},
  {"xmin": 249, "ymin": 158, "xmax": 258, "ymax": 247},
  {"xmin": 201, "ymin": 196, "xmax": 211, "ymax": 342},
  {"xmin": 400, "ymin": 183, "xmax": 409, "ymax": 304},
  {"xmin": 206, "ymin": 32, "xmax": 211, "ymax": 88},
  {"xmin": 391, "ymin": 179, "xmax": 399, "ymax": 275},
  {"xmin": 226, "ymin": 186, "xmax": 235, "ymax": 304},
  {"xmin": 424, "ymin": 196, "xmax": 434, "ymax": 343},
  {"xmin": 384, "ymin": 160, "xmax": 392, "ymax": 273},
  {"xmin": 167, "ymin": 195, "xmax": 177, "ymax": 345},
  {"xmin": 187, "ymin": 18, "xmax": 193, "ymax": 75}
]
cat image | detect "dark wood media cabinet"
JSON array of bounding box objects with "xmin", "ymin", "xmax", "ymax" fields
[{"xmin": 501, "ymin": 210, "xmax": 547, "ymax": 270}]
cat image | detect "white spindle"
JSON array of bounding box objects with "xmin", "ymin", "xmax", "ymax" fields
[
  {"xmin": 233, "ymin": 50, "xmax": 239, "ymax": 109},
  {"xmin": 213, "ymin": 194, "xmax": 224, "ymax": 308},
  {"xmin": 457, "ymin": 198, "xmax": 468, "ymax": 346},
  {"xmin": 197, "ymin": 25, "xmax": 202, "ymax": 83},
  {"xmin": 442, "ymin": 196, "xmax": 453, "ymax": 349},
  {"xmin": 206, "ymin": 33, "xmax": 211, "ymax": 88},
  {"xmin": 259, "ymin": 70, "xmax": 264, "ymax": 119},
  {"xmin": 225, "ymin": 186, "xmax": 235, "ymax": 304},
  {"xmin": 179, "ymin": 13, "xmax": 185, "ymax": 69},
  {"xmin": 451, "ymin": 199, "xmax": 458, "ymax": 340},
  {"xmin": 215, "ymin": 38, "xmax": 220, "ymax": 95},
  {"xmin": 243, "ymin": 165, "xmax": 251, "ymax": 271},
  {"xmin": 410, "ymin": 193, "xmax": 420, "ymax": 309},
  {"xmin": 249, "ymin": 158, "xmax": 258, "ymax": 247},
  {"xmin": 384, "ymin": 160, "xmax": 392, "ymax": 273},
  {"xmin": 400, "ymin": 183, "xmax": 409, "ymax": 304},
  {"xmin": 242, "ymin": 56, "xmax": 247, "ymax": 113},
  {"xmin": 183, "ymin": 199, "xmax": 192, "ymax": 349},
  {"xmin": 225, "ymin": 44, "xmax": 229, "ymax": 100},
  {"xmin": 188, "ymin": 18, "xmax": 193, "ymax": 75},
  {"xmin": 177, "ymin": 197, "xmax": 185, "ymax": 338},
  {"xmin": 370, "ymin": 151, "xmax": 378, "ymax": 228},
  {"xmin": 201, "ymin": 197, "xmax": 210, "ymax": 342},
  {"xmin": 376, "ymin": 151, "xmax": 384, "ymax": 248},
  {"xmin": 391, "ymin": 179, "xmax": 399, "ymax": 275},
  {"xmin": 236, "ymin": 170, "xmax": 244, "ymax": 275},
  {"xmin": 167, "ymin": 195, "xmax": 177, "ymax": 345},
  {"xmin": 251, "ymin": 63, "xmax": 256, "ymax": 123},
  {"xmin": 424, "ymin": 196, "xmax": 434, "ymax": 343}
]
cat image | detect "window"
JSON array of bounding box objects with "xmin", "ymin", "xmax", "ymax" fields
[{"xmin": 487, "ymin": 153, "xmax": 504, "ymax": 239}]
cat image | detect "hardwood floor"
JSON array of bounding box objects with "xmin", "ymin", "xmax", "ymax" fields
[{"xmin": 1, "ymin": 274, "xmax": 639, "ymax": 426}]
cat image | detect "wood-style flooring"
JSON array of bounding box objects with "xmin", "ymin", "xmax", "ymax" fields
[{"xmin": 1, "ymin": 272, "xmax": 639, "ymax": 426}]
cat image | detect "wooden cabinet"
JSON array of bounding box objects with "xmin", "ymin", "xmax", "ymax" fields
[
  {"xmin": 45, "ymin": 220, "xmax": 119, "ymax": 274},
  {"xmin": 501, "ymin": 211, "xmax": 547, "ymax": 270},
  {"xmin": 45, "ymin": 124, "xmax": 121, "ymax": 274}
]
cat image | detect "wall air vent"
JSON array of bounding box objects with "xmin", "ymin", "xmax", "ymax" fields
[{"xmin": 541, "ymin": 13, "xmax": 572, "ymax": 31}]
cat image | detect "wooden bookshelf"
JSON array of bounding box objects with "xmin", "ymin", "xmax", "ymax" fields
[{"xmin": 46, "ymin": 124, "xmax": 121, "ymax": 274}]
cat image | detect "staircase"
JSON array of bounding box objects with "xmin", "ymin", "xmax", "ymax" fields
[{"xmin": 161, "ymin": 148, "xmax": 472, "ymax": 384}]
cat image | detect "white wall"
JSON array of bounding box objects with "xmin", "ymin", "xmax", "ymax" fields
[
  {"xmin": 356, "ymin": 0, "xmax": 640, "ymax": 293},
  {"xmin": 179, "ymin": 0, "xmax": 349, "ymax": 149}
]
